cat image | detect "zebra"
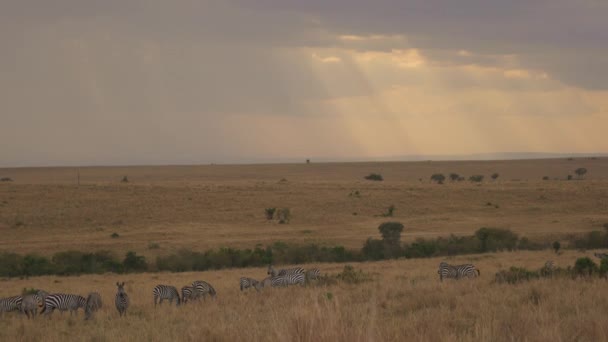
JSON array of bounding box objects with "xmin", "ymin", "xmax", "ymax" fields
[
  {"xmin": 40, "ymin": 294, "xmax": 86, "ymax": 316},
  {"xmin": 153, "ymin": 285, "xmax": 181, "ymax": 307},
  {"xmin": 0, "ymin": 296, "xmax": 22, "ymax": 315},
  {"xmin": 115, "ymin": 282, "xmax": 130, "ymax": 317},
  {"xmin": 267, "ymin": 264, "xmax": 305, "ymax": 277},
  {"xmin": 20, "ymin": 294, "xmax": 43, "ymax": 319},
  {"xmin": 192, "ymin": 281, "xmax": 217, "ymax": 300},
  {"xmin": 437, "ymin": 261, "xmax": 480, "ymax": 282},
  {"xmin": 594, "ymin": 253, "xmax": 608, "ymax": 260},
  {"xmin": 240, "ymin": 277, "xmax": 260, "ymax": 291},
  {"xmin": 181, "ymin": 286, "xmax": 195, "ymax": 304},
  {"xmin": 263, "ymin": 273, "xmax": 306, "ymax": 288},
  {"xmin": 305, "ymin": 268, "xmax": 321, "ymax": 281},
  {"xmin": 84, "ymin": 292, "xmax": 103, "ymax": 320}
]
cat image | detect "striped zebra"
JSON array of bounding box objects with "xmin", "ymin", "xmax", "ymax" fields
[
  {"xmin": 267, "ymin": 264, "xmax": 305, "ymax": 277},
  {"xmin": 0, "ymin": 296, "xmax": 22, "ymax": 315},
  {"xmin": 181, "ymin": 286, "xmax": 194, "ymax": 304},
  {"xmin": 263, "ymin": 273, "xmax": 306, "ymax": 288},
  {"xmin": 437, "ymin": 261, "xmax": 480, "ymax": 282},
  {"xmin": 115, "ymin": 282, "xmax": 129, "ymax": 317},
  {"xmin": 84, "ymin": 292, "xmax": 102, "ymax": 320},
  {"xmin": 153, "ymin": 285, "xmax": 181, "ymax": 307},
  {"xmin": 40, "ymin": 294, "xmax": 86, "ymax": 316},
  {"xmin": 20, "ymin": 294, "xmax": 43, "ymax": 319},
  {"xmin": 240, "ymin": 277, "xmax": 260, "ymax": 291},
  {"xmin": 192, "ymin": 281, "xmax": 217, "ymax": 300},
  {"xmin": 305, "ymin": 268, "xmax": 321, "ymax": 281},
  {"xmin": 594, "ymin": 253, "xmax": 608, "ymax": 260}
]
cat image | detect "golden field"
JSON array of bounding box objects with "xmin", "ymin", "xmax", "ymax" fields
[
  {"xmin": 1, "ymin": 158, "xmax": 607, "ymax": 256},
  {"xmin": 1, "ymin": 158, "xmax": 608, "ymax": 341},
  {"xmin": 1, "ymin": 251, "xmax": 608, "ymax": 341}
]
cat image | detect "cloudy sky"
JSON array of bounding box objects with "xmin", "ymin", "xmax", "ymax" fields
[{"xmin": 1, "ymin": 0, "xmax": 607, "ymax": 166}]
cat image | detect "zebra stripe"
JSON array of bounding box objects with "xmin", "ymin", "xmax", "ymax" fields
[
  {"xmin": 181, "ymin": 286, "xmax": 194, "ymax": 303},
  {"xmin": 84, "ymin": 292, "xmax": 103, "ymax": 321},
  {"xmin": 192, "ymin": 281, "xmax": 217, "ymax": 300},
  {"xmin": 153, "ymin": 285, "xmax": 181, "ymax": 307},
  {"xmin": 40, "ymin": 294, "xmax": 86, "ymax": 316},
  {"xmin": 0, "ymin": 296, "xmax": 22, "ymax": 314},
  {"xmin": 306, "ymin": 268, "xmax": 321, "ymax": 280},
  {"xmin": 267, "ymin": 273, "xmax": 306, "ymax": 287},
  {"xmin": 267, "ymin": 265, "xmax": 305, "ymax": 277},
  {"xmin": 20, "ymin": 294, "xmax": 42, "ymax": 319},
  {"xmin": 438, "ymin": 261, "xmax": 480, "ymax": 282},
  {"xmin": 115, "ymin": 282, "xmax": 129, "ymax": 317},
  {"xmin": 240, "ymin": 277, "xmax": 260, "ymax": 291}
]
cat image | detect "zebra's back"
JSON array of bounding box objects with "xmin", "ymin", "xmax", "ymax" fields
[
  {"xmin": 306, "ymin": 268, "xmax": 321, "ymax": 280},
  {"xmin": 41, "ymin": 294, "xmax": 86, "ymax": 316},
  {"xmin": 270, "ymin": 273, "xmax": 306, "ymax": 287},
  {"xmin": 192, "ymin": 281, "xmax": 217, "ymax": 299},
  {"xmin": 0, "ymin": 296, "xmax": 23, "ymax": 314},
  {"xmin": 277, "ymin": 267, "xmax": 305, "ymax": 276},
  {"xmin": 153, "ymin": 285, "xmax": 180, "ymax": 306},
  {"xmin": 181, "ymin": 286, "xmax": 194, "ymax": 303},
  {"xmin": 84, "ymin": 292, "xmax": 102, "ymax": 320},
  {"xmin": 240, "ymin": 277, "xmax": 260, "ymax": 291},
  {"xmin": 438, "ymin": 262, "xmax": 479, "ymax": 281}
]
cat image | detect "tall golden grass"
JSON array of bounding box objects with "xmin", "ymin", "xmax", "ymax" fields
[{"xmin": 1, "ymin": 250, "xmax": 608, "ymax": 341}]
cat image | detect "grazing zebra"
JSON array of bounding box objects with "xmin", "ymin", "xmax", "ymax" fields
[
  {"xmin": 181, "ymin": 286, "xmax": 195, "ymax": 304},
  {"xmin": 192, "ymin": 281, "xmax": 217, "ymax": 300},
  {"xmin": 265, "ymin": 273, "xmax": 306, "ymax": 288},
  {"xmin": 267, "ymin": 264, "xmax": 305, "ymax": 277},
  {"xmin": 437, "ymin": 261, "xmax": 480, "ymax": 282},
  {"xmin": 20, "ymin": 294, "xmax": 43, "ymax": 319},
  {"xmin": 594, "ymin": 253, "xmax": 608, "ymax": 260},
  {"xmin": 240, "ymin": 277, "xmax": 260, "ymax": 291},
  {"xmin": 153, "ymin": 285, "xmax": 181, "ymax": 307},
  {"xmin": 306, "ymin": 268, "xmax": 321, "ymax": 281},
  {"xmin": 115, "ymin": 282, "xmax": 130, "ymax": 317},
  {"xmin": 40, "ymin": 294, "xmax": 86, "ymax": 316},
  {"xmin": 0, "ymin": 296, "xmax": 22, "ymax": 315},
  {"xmin": 84, "ymin": 292, "xmax": 103, "ymax": 320}
]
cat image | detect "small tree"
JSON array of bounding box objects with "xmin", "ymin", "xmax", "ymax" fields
[
  {"xmin": 265, "ymin": 208, "xmax": 276, "ymax": 220},
  {"xmin": 449, "ymin": 173, "xmax": 460, "ymax": 182},
  {"xmin": 574, "ymin": 167, "xmax": 587, "ymax": 179},
  {"xmin": 364, "ymin": 173, "xmax": 383, "ymax": 181},
  {"xmin": 491, "ymin": 173, "xmax": 499, "ymax": 181},
  {"xmin": 552, "ymin": 241, "xmax": 561, "ymax": 254},
  {"xmin": 378, "ymin": 222, "xmax": 404, "ymax": 258},
  {"xmin": 121, "ymin": 176, "xmax": 129, "ymax": 183},
  {"xmin": 567, "ymin": 174, "xmax": 573, "ymax": 180},
  {"xmin": 430, "ymin": 173, "xmax": 446, "ymax": 184},
  {"xmin": 469, "ymin": 175, "xmax": 484, "ymax": 182}
]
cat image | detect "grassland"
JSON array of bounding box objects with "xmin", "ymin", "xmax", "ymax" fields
[{"xmin": 1, "ymin": 158, "xmax": 608, "ymax": 341}]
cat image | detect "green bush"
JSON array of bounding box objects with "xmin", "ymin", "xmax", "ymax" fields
[
  {"xmin": 335, "ymin": 265, "xmax": 372, "ymax": 284},
  {"xmin": 494, "ymin": 267, "xmax": 540, "ymax": 284},
  {"xmin": 364, "ymin": 173, "xmax": 383, "ymax": 181},
  {"xmin": 573, "ymin": 257, "xmax": 598, "ymax": 277},
  {"xmin": 430, "ymin": 174, "xmax": 446, "ymax": 183},
  {"xmin": 469, "ymin": 175, "xmax": 484, "ymax": 182},
  {"xmin": 475, "ymin": 227, "xmax": 519, "ymax": 252},
  {"xmin": 123, "ymin": 251, "xmax": 148, "ymax": 273}
]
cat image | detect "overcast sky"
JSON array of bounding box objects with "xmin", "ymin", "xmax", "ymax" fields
[{"xmin": 1, "ymin": 0, "xmax": 607, "ymax": 167}]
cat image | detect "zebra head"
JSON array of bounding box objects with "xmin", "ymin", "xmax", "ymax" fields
[
  {"xmin": 116, "ymin": 282, "xmax": 126, "ymax": 295},
  {"xmin": 267, "ymin": 265, "xmax": 276, "ymax": 277}
]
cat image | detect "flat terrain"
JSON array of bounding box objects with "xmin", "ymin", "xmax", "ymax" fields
[{"xmin": 1, "ymin": 158, "xmax": 607, "ymax": 256}]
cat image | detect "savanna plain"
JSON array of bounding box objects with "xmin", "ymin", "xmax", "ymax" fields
[{"xmin": 1, "ymin": 158, "xmax": 608, "ymax": 341}]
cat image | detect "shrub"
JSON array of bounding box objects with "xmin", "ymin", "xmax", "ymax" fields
[
  {"xmin": 449, "ymin": 173, "xmax": 460, "ymax": 181},
  {"xmin": 364, "ymin": 173, "xmax": 383, "ymax": 181},
  {"xmin": 121, "ymin": 176, "xmax": 129, "ymax": 183},
  {"xmin": 575, "ymin": 167, "xmax": 587, "ymax": 179},
  {"xmin": 567, "ymin": 174, "xmax": 573, "ymax": 180},
  {"xmin": 264, "ymin": 208, "xmax": 276, "ymax": 220},
  {"xmin": 0, "ymin": 177, "xmax": 13, "ymax": 182},
  {"xmin": 362, "ymin": 238, "xmax": 385, "ymax": 260},
  {"xmin": 123, "ymin": 251, "xmax": 148, "ymax": 273},
  {"xmin": 573, "ymin": 257, "xmax": 598, "ymax": 277},
  {"xmin": 336, "ymin": 265, "xmax": 372, "ymax": 284},
  {"xmin": 552, "ymin": 241, "xmax": 561, "ymax": 254},
  {"xmin": 277, "ymin": 208, "xmax": 291, "ymax": 224},
  {"xmin": 491, "ymin": 173, "xmax": 499, "ymax": 180},
  {"xmin": 111, "ymin": 232, "xmax": 120, "ymax": 238},
  {"xmin": 600, "ymin": 258, "xmax": 608, "ymax": 278},
  {"xmin": 430, "ymin": 173, "xmax": 446, "ymax": 183},
  {"xmin": 542, "ymin": 176, "xmax": 549, "ymax": 180},
  {"xmin": 475, "ymin": 227, "xmax": 519, "ymax": 252},
  {"xmin": 494, "ymin": 267, "xmax": 539, "ymax": 284},
  {"xmin": 469, "ymin": 175, "xmax": 484, "ymax": 182},
  {"xmin": 148, "ymin": 242, "xmax": 160, "ymax": 250}
]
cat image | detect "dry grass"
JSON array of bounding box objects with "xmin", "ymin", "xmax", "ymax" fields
[
  {"xmin": 1, "ymin": 250, "xmax": 608, "ymax": 341},
  {"xmin": 1, "ymin": 159, "xmax": 608, "ymax": 340},
  {"xmin": 1, "ymin": 159, "xmax": 607, "ymax": 256}
]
